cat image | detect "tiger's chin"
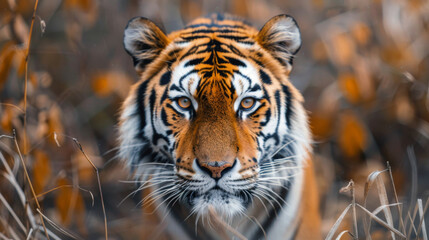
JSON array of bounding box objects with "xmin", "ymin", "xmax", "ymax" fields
[{"xmin": 190, "ymin": 189, "xmax": 246, "ymax": 221}]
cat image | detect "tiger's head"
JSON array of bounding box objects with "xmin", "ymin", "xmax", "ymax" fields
[{"xmin": 119, "ymin": 14, "xmax": 311, "ymax": 221}]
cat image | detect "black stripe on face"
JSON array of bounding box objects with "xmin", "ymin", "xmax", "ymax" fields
[
  {"xmin": 180, "ymin": 45, "xmax": 198, "ymax": 60},
  {"xmin": 136, "ymin": 80, "xmax": 149, "ymax": 141},
  {"xmin": 259, "ymin": 69, "xmax": 272, "ymax": 84},
  {"xmin": 249, "ymin": 84, "xmax": 261, "ymax": 92},
  {"xmin": 161, "ymin": 108, "xmax": 170, "ymax": 126},
  {"xmin": 274, "ymin": 90, "xmax": 281, "ymax": 133},
  {"xmin": 160, "ymin": 71, "xmax": 172, "ymax": 86},
  {"xmin": 225, "ymin": 56, "xmax": 246, "ymax": 67},
  {"xmin": 185, "ymin": 58, "xmax": 204, "ymax": 67},
  {"xmin": 165, "ymin": 103, "xmax": 185, "ymax": 118},
  {"xmin": 282, "ymin": 85, "xmax": 293, "ymax": 128},
  {"xmin": 179, "ymin": 69, "xmax": 199, "ymax": 83}
]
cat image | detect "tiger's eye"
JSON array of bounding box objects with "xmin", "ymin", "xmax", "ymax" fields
[
  {"xmin": 177, "ymin": 97, "xmax": 191, "ymax": 109},
  {"xmin": 241, "ymin": 97, "xmax": 255, "ymax": 109}
]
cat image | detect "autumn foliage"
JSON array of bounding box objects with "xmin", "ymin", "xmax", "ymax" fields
[{"xmin": 0, "ymin": 0, "xmax": 428, "ymax": 239}]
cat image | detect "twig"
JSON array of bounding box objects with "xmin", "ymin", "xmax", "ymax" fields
[
  {"xmin": 357, "ymin": 204, "xmax": 406, "ymax": 238},
  {"xmin": 72, "ymin": 138, "xmax": 108, "ymax": 240},
  {"xmin": 23, "ymin": 0, "xmax": 40, "ymax": 155},
  {"xmin": 13, "ymin": 130, "xmax": 50, "ymax": 239},
  {"xmin": 0, "ymin": 103, "xmax": 24, "ymax": 113},
  {"xmin": 34, "ymin": 185, "xmax": 95, "ymax": 206},
  {"xmin": 36, "ymin": 209, "xmax": 82, "ymax": 240}
]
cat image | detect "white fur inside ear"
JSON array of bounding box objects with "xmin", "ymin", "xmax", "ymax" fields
[
  {"xmin": 124, "ymin": 26, "xmax": 142, "ymax": 56},
  {"xmin": 270, "ymin": 16, "xmax": 301, "ymax": 54}
]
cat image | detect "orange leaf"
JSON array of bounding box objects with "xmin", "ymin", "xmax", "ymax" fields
[
  {"xmin": 0, "ymin": 41, "xmax": 15, "ymax": 91},
  {"xmin": 55, "ymin": 178, "xmax": 86, "ymax": 226},
  {"xmin": 339, "ymin": 72, "xmax": 361, "ymax": 104},
  {"xmin": 32, "ymin": 150, "xmax": 52, "ymax": 194},
  {"xmin": 352, "ymin": 22, "xmax": 371, "ymax": 46},
  {"xmin": 91, "ymin": 71, "xmax": 132, "ymax": 97},
  {"xmin": 310, "ymin": 113, "xmax": 333, "ymax": 139},
  {"xmin": 91, "ymin": 73, "xmax": 111, "ymax": 97},
  {"xmin": 15, "ymin": 49, "xmax": 26, "ymax": 77},
  {"xmin": 338, "ymin": 112, "xmax": 367, "ymax": 157},
  {"xmin": 312, "ymin": 40, "xmax": 328, "ymax": 62},
  {"xmin": 331, "ymin": 32, "xmax": 356, "ymax": 66},
  {"xmin": 0, "ymin": 105, "xmax": 14, "ymax": 131}
]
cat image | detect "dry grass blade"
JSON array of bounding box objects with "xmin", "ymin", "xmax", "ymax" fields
[
  {"xmin": 339, "ymin": 180, "xmax": 358, "ymax": 239},
  {"xmin": 375, "ymin": 173, "xmax": 396, "ymax": 239},
  {"xmin": 367, "ymin": 203, "xmax": 402, "ymax": 236},
  {"xmin": 26, "ymin": 228, "xmax": 33, "ymax": 240},
  {"xmin": 387, "ymin": 162, "xmax": 405, "ymax": 233},
  {"xmin": 0, "ymin": 216, "xmax": 20, "ymax": 240},
  {"xmin": 0, "ymin": 103, "xmax": 24, "ymax": 114},
  {"xmin": 335, "ymin": 230, "xmax": 354, "ymax": 240},
  {"xmin": 35, "ymin": 226, "xmax": 62, "ymax": 240},
  {"xmin": 72, "ymin": 138, "xmax": 108, "ymax": 240},
  {"xmin": 12, "ymin": 130, "xmax": 50, "ymax": 239},
  {"xmin": 0, "ymin": 192, "xmax": 26, "ymax": 233},
  {"xmin": 0, "ymin": 134, "xmax": 15, "ymax": 140},
  {"xmin": 53, "ymin": 132, "xmax": 61, "ymax": 147},
  {"xmin": 364, "ymin": 170, "xmax": 386, "ymax": 204},
  {"xmin": 207, "ymin": 206, "xmax": 247, "ymax": 240},
  {"xmin": 406, "ymin": 147, "xmax": 418, "ymax": 221},
  {"xmin": 36, "ymin": 209, "xmax": 82, "ymax": 240},
  {"xmin": 407, "ymin": 203, "xmax": 420, "ymax": 239},
  {"xmin": 416, "ymin": 198, "xmax": 428, "ymax": 240},
  {"xmin": 325, "ymin": 203, "xmax": 352, "ymax": 240},
  {"xmin": 0, "ymin": 231, "xmax": 12, "ymax": 240},
  {"xmin": 363, "ymin": 169, "xmax": 386, "ymax": 238},
  {"xmin": 0, "ymin": 153, "xmax": 37, "ymax": 229},
  {"xmin": 356, "ymin": 204, "xmax": 405, "ymax": 238}
]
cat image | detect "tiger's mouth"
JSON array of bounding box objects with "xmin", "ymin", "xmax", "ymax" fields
[{"xmin": 185, "ymin": 186, "xmax": 252, "ymax": 218}]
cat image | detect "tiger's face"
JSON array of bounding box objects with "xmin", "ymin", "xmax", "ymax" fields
[{"xmin": 119, "ymin": 14, "xmax": 311, "ymax": 220}]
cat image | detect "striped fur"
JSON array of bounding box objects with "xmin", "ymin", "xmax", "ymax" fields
[{"xmin": 119, "ymin": 14, "xmax": 321, "ymax": 239}]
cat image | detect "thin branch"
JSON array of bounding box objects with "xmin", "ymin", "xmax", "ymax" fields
[{"xmin": 72, "ymin": 138, "xmax": 108, "ymax": 240}]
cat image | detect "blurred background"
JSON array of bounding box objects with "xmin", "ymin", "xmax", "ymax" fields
[{"xmin": 0, "ymin": 0, "xmax": 428, "ymax": 239}]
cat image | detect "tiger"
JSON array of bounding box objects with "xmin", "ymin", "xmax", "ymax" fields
[{"xmin": 118, "ymin": 13, "xmax": 321, "ymax": 239}]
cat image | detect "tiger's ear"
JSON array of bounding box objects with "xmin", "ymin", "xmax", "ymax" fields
[
  {"xmin": 124, "ymin": 17, "xmax": 169, "ymax": 74},
  {"xmin": 257, "ymin": 15, "xmax": 301, "ymax": 71}
]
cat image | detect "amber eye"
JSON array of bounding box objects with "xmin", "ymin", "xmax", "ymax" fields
[
  {"xmin": 240, "ymin": 97, "xmax": 256, "ymax": 110},
  {"xmin": 177, "ymin": 97, "xmax": 192, "ymax": 109}
]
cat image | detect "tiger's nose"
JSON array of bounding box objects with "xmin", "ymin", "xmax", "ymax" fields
[{"xmin": 196, "ymin": 159, "xmax": 236, "ymax": 180}]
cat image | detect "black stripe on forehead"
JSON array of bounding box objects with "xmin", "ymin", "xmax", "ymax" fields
[
  {"xmin": 185, "ymin": 23, "xmax": 246, "ymax": 29},
  {"xmin": 160, "ymin": 70, "xmax": 171, "ymax": 86}
]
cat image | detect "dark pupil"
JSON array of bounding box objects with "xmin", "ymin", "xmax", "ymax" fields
[{"xmin": 244, "ymin": 99, "xmax": 252, "ymax": 106}]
